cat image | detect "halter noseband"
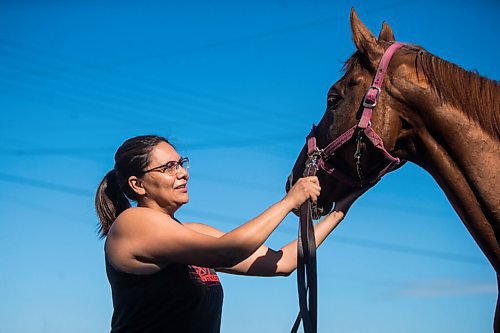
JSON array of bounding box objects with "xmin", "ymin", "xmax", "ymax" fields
[{"xmin": 306, "ymin": 42, "xmax": 405, "ymax": 188}]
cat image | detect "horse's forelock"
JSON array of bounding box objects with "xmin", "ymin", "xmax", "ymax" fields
[{"xmin": 342, "ymin": 51, "xmax": 361, "ymax": 74}]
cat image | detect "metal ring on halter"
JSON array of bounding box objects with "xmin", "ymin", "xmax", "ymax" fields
[
  {"xmin": 305, "ymin": 148, "xmax": 323, "ymax": 225},
  {"xmin": 305, "ymin": 150, "xmax": 321, "ymax": 172}
]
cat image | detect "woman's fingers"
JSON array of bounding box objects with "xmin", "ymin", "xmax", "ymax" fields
[
  {"xmin": 286, "ymin": 176, "xmax": 321, "ymax": 209},
  {"xmin": 302, "ymin": 176, "xmax": 320, "ymax": 201},
  {"xmin": 309, "ymin": 176, "xmax": 320, "ymax": 186},
  {"xmin": 309, "ymin": 180, "xmax": 321, "ymax": 203}
]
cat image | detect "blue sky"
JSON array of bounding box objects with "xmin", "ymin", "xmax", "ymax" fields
[{"xmin": 0, "ymin": 1, "xmax": 498, "ymax": 332}]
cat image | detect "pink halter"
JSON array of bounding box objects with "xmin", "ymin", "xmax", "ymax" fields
[{"xmin": 306, "ymin": 42, "xmax": 405, "ymax": 187}]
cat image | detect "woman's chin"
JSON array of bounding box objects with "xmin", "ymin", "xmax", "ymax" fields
[{"xmin": 178, "ymin": 194, "xmax": 189, "ymax": 204}]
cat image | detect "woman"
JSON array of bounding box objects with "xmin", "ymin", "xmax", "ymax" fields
[{"xmin": 96, "ymin": 135, "xmax": 362, "ymax": 333}]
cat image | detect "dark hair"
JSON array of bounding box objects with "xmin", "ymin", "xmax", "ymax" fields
[{"xmin": 95, "ymin": 135, "xmax": 170, "ymax": 237}]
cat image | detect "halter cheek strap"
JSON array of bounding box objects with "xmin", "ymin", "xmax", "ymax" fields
[{"xmin": 359, "ymin": 42, "xmax": 404, "ymax": 129}]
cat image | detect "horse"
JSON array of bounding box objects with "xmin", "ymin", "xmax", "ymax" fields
[{"xmin": 286, "ymin": 8, "xmax": 499, "ymax": 331}]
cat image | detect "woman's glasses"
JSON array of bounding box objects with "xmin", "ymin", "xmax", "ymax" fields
[{"xmin": 142, "ymin": 157, "xmax": 189, "ymax": 176}]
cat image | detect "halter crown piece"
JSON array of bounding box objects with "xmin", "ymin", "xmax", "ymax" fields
[{"xmin": 292, "ymin": 42, "xmax": 405, "ymax": 333}]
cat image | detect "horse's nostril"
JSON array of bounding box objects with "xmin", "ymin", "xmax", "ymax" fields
[{"xmin": 286, "ymin": 172, "xmax": 294, "ymax": 192}]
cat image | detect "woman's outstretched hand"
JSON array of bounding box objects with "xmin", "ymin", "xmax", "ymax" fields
[{"xmin": 283, "ymin": 176, "xmax": 321, "ymax": 211}]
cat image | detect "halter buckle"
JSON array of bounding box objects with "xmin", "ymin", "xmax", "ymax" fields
[{"xmin": 362, "ymin": 86, "xmax": 381, "ymax": 108}]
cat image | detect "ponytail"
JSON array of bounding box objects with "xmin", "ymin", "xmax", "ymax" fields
[
  {"xmin": 95, "ymin": 135, "xmax": 170, "ymax": 237},
  {"xmin": 95, "ymin": 169, "xmax": 131, "ymax": 237}
]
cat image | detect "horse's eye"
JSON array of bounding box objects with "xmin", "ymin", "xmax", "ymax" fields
[{"xmin": 327, "ymin": 94, "xmax": 342, "ymax": 109}]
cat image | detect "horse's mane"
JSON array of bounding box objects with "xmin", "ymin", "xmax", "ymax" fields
[
  {"xmin": 342, "ymin": 47, "xmax": 500, "ymax": 140},
  {"xmin": 417, "ymin": 47, "xmax": 500, "ymax": 140}
]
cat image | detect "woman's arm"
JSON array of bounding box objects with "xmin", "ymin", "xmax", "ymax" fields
[
  {"xmin": 184, "ymin": 185, "xmax": 371, "ymax": 276},
  {"xmin": 185, "ymin": 210, "xmax": 345, "ymax": 276},
  {"xmin": 106, "ymin": 176, "xmax": 320, "ymax": 274}
]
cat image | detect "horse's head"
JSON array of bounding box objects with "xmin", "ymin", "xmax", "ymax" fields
[{"xmin": 286, "ymin": 9, "xmax": 424, "ymax": 216}]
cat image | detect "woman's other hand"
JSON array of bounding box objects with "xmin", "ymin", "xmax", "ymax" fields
[{"xmin": 283, "ymin": 176, "xmax": 321, "ymax": 211}]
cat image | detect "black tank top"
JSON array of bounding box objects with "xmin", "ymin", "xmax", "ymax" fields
[{"xmin": 106, "ymin": 256, "xmax": 223, "ymax": 333}]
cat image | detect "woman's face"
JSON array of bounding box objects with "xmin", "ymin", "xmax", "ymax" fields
[{"xmin": 139, "ymin": 142, "xmax": 189, "ymax": 213}]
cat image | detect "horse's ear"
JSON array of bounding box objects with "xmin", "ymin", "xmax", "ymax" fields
[
  {"xmin": 350, "ymin": 8, "xmax": 383, "ymax": 65},
  {"xmin": 378, "ymin": 21, "xmax": 395, "ymax": 42}
]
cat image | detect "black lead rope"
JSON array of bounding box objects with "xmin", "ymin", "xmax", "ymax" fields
[{"xmin": 291, "ymin": 159, "xmax": 319, "ymax": 333}]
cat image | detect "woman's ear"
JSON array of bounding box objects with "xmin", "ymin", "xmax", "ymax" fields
[{"xmin": 128, "ymin": 176, "xmax": 146, "ymax": 196}]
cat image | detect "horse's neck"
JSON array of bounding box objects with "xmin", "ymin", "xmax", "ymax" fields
[
  {"xmin": 410, "ymin": 102, "xmax": 500, "ymax": 269},
  {"xmin": 420, "ymin": 103, "xmax": 499, "ymax": 199}
]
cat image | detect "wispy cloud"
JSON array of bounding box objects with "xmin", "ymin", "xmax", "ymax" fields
[{"xmin": 398, "ymin": 278, "xmax": 497, "ymax": 298}]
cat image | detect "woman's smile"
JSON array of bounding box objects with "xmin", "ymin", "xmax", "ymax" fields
[{"xmin": 174, "ymin": 182, "xmax": 188, "ymax": 192}]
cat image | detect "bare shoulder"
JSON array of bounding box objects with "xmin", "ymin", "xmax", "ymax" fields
[
  {"xmin": 183, "ymin": 222, "xmax": 224, "ymax": 237},
  {"xmin": 107, "ymin": 207, "xmax": 178, "ymax": 255},
  {"xmin": 110, "ymin": 207, "xmax": 171, "ymax": 236},
  {"xmin": 106, "ymin": 207, "xmax": 183, "ymax": 273},
  {"xmin": 117, "ymin": 206, "xmax": 165, "ymax": 222}
]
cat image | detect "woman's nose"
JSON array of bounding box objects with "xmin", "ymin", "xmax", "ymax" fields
[{"xmin": 177, "ymin": 165, "xmax": 189, "ymax": 179}]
